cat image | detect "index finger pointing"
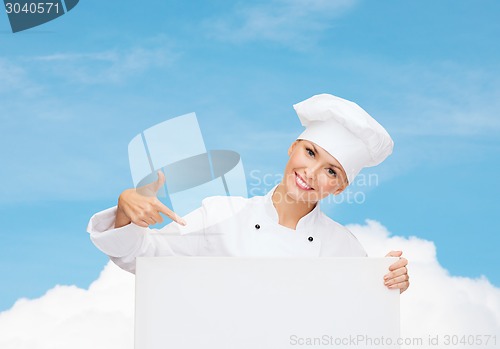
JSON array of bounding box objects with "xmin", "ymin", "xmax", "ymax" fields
[{"xmin": 154, "ymin": 200, "xmax": 187, "ymax": 226}]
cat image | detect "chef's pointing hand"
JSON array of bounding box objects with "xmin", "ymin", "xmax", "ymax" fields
[
  {"xmin": 383, "ymin": 250, "xmax": 410, "ymax": 294},
  {"xmin": 115, "ymin": 171, "xmax": 187, "ymax": 228}
]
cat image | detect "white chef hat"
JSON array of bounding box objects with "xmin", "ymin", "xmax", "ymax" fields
[{"xmin": 293, "ymin": 94, "xmax": 394, "ymax": 184}]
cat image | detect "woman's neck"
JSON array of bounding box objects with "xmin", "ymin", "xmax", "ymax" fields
[{"xmin": 271, "ymin": 183, "xmax": 317, "ymax": 230}]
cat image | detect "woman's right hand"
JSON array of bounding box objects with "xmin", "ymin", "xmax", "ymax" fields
[{"xmin": 114, "ymin": 171, "xmax": 187, "ymax": 228}]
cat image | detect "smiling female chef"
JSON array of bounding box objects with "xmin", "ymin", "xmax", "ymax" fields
[{"xmin": 88, "ymin": 94, "xmax": 410, "ymax": 293}]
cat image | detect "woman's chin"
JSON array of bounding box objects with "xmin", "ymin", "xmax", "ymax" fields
[{"xmin": 286, "ymin": 190, "xmax": 321, "ymax": 205}]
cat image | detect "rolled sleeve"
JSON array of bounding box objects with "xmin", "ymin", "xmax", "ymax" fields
[
  {"xmin": 87, "ymin": 206, "xmax": 148, "ymax": 258},
  {"xmin": 86, "ymin": 204, "xmax": 212, "ymax": 273}
]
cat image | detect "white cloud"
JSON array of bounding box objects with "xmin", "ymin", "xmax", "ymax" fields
[
  {"xmin": 0, "ymin": 58, "xmax": 42, "ymax": 96},
  {"xmin": 0, "ymin": 262, "xmax": 135, "ymax": 349},
  {"xmin": 340, "ymin": 58, "xmax": 500, "ymax": 137},
  {"xmin": 29, "ymin": 38, "xmax": 179, "ymax": 84},
  {"xmin": 349, "ymin": 220, "xmax": 500, "ymax": 348},
  {"xmin": 0, "ymin": 221, "xmax": 498, "ymax": 349},
  {"xmin": 204, "ymin": 0, "xmax": 358, "ymax": 47}
]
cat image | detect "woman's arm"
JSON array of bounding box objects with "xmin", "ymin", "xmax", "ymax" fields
[{"xmin": 87, "ymin": 172, "xmax": 201, "ymax": 274}]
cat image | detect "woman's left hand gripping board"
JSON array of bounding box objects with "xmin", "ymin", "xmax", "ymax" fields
[{"xmin": 384, "ymin": 250, "xmax": 410, "ymax": 294}]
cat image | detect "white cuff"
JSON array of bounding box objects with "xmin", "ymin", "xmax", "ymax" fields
[{"xmin": 87, "ymin": 206, "xmax": 148, "ymax": 258}]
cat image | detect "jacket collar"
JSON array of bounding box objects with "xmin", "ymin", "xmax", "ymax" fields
[{"xmin": 263, "ymin": 185, "xmax": 321, "ymax": 231}]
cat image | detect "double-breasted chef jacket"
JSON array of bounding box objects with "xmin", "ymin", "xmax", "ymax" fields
[{"xmin": 88, "ymin": 187, "xmax": 367, "ymax": 274}]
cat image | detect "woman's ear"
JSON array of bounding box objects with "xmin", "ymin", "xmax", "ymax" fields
[
  {"xmin": 288, "ymin": 140, "xmax": 300, "ymax": 156},
  {"xmin": 333, "ymin": 183, "xmax": 348, "ymax": 196},
  {"xmin": 333, "ymin": 188, "xmax": 344, "ymax": 196}
]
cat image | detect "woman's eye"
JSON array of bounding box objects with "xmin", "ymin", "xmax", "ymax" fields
[
  {"xmin": 306, "ymin": 148, "xmax": 315, "ymax": 157},
  {"xmin": 328, "ymin": 168, "xmax": 337, "ymax": 177}
]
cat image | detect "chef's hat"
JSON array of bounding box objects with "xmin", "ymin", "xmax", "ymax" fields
[{"xmin": 293, "ymin": 94, "xmax": 394, "ymax": 184}]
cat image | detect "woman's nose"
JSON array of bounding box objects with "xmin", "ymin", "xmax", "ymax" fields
[{"xmin": 304, "ymin": 167, "xmax": 316, "ymax": 180}]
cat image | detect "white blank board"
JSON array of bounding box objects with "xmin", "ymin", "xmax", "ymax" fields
[{"xmin": 135, "ymin": 257, "xmax": 400, "ymax": 349}]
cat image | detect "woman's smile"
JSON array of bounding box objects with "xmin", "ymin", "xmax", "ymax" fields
[{"xmin": 294, "ymin": 172, "xmax": 313, "ymax": 191}]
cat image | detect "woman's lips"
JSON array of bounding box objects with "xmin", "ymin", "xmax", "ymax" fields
[{"xmin": 295, "ymin": 172, "xmax": 312, "ymax": 190}]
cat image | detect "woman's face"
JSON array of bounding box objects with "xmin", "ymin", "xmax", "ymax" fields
[{"xmin": 281, "ymin": 140, "xmax": 348, "ymax": 204}]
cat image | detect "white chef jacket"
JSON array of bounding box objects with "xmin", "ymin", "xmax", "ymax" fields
[{"xmin": 87, "ymin": 187, "xmax": 367, "ymax": 273}]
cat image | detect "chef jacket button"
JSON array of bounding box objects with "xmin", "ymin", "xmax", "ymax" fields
[
  {"xmin": 255, "ymin": 224, "xmax": 260, "ymax": 230},
  {"xmin": 308, "ymin": 236, "xmax": 314, "ymax": 242}
]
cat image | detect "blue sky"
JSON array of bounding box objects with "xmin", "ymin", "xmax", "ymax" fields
[{"xmin": 0, "ymin": 0, "xmax": 499, "ymax": 311}]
